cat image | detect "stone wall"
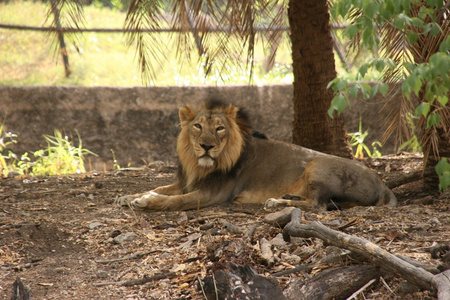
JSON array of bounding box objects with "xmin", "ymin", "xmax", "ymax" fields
[{"xmin": 0, "ymin": 85, "xmax": 395, "ymax": 169}]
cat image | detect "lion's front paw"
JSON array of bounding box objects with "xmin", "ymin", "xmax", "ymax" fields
[
  {"xmin": 116, "ymin": 195, "xmax": 136, "ymax": 207},
  {"xmin": 117, "ymin": 191, "xmax": 162, "ymax": 210},
  {"xmin": 264, "ymin": 198, "xmax": 285, "ymax": 209}
]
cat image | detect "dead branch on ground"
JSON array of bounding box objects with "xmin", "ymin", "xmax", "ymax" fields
[{"xmin": 283, "ymin": 208, "xmax": 450, "ymax": 298}]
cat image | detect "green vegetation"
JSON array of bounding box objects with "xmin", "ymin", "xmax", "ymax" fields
[
  {"xmin": 436, "ymin": 158, "xmax": 450, "ymax": 191},
  {"xmin": 31, "ymin": 130, "xmax": 97, "ymax": 175},
  {"xmin": 348, "ymin": 117, "xmax": 382, "ymax": 159},
  {"xmin": 0, "ymin": 120, "xmax": 19, "ymax": 177},
  {"xmin": 327, "ymin": 0, "xmax": 449, "ymax": 190},
  {"xmin": 0, "ymin": 125, "xmax": 96, "ymax": 177}
]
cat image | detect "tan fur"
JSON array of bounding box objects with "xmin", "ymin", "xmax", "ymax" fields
[{"xmin": 117, "ymin": 101, "xmax": 397, "ymax": 211}]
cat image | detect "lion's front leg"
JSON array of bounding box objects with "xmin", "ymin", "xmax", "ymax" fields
[
  {"xmin": 116, "ymin": 182, "xmax": 183, "ymax": 209},
  {"xmin": 117, "ymin": 189, "xmax": 212, "ymax": 211}
]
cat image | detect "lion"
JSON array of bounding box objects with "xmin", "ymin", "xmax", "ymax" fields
[{"xmin": 117, "ymin": 99, "xmax": 397, "ymax": 211}]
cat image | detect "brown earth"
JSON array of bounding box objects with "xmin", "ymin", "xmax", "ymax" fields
[{"xmin": 1, "ymin": 154, "xmax": 449, "ymax": 299}]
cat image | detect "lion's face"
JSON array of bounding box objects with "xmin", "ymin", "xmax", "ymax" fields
[
  {"xmin": 177, "ymin": 102, "xmax": 247, "ymax": 188},
  {"xmin": 187, "ymin": 110, "xmax": 230, "ymax": 168}
]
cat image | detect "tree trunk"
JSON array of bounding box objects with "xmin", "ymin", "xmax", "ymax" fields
[{"xmin": 288, "ymin": 0, "xmax": 352, "ymax": 158}]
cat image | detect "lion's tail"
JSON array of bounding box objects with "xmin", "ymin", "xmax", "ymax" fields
[{"xmin": 382, "ymin": 189, "xmax": 398, "ymax": 207}]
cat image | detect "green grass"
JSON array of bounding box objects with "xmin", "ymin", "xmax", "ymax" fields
[
  {"xmin": 1, "ymin": 125, "xmax": 97, "ymax": 177},
  {"xmin": 0, "ymin": 1, "xmax": 297, "ymax": 86}
]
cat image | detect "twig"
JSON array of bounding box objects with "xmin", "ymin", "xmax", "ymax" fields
[
  {"xmin": 93, "ymin": 272, "xmax": 176, "ymax": 287},
  {"xmin": 346, "ymin": 278, "xmax": 377, "ymax": 300},
  {"xmin": 213, "ymin": 273, "xmax": 219, "ymax": 300},
  {"xmin": 189, "ymin": 212, "xmax": 250, "ymax": 223},
  {"xmin": 337, "ymin": 218, "xmax": 359, "ymax": 230},
  {"xmin": 95, "ymin": 250, "xmax": 159, "ymax": 264},
  {"xmin": 198, "ymin": 276, "xmax": 207, "ymax": 299},
  {"xmin": 380, "ymin": 276, "xmax": 395, "ymax": 295},
  {"xmin": 121, "ymin": 272, "xmax": 176, "ymax": 286}
]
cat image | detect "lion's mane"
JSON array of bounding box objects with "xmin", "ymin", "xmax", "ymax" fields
[{"xmin": 176, "ymin": 99, "xmax": 253, "ymax": 193}]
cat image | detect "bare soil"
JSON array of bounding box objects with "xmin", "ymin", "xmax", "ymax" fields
[{"xmin": 1, "ymin": 155, "xmax": 449, "ymax": 299}]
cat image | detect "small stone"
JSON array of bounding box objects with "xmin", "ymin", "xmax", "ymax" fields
[
  {"xmin": 97, "ymin": 270, "xmax": 109, "ymax": 278},
  {"xmin": 88, "ymin": 194, "xmax": 95, "ymax": 200},
  {"xmin": 177, "ymin": 212, "xmax": 189, "ymax": 226},
  {"xmin": 89, "ymin": 222, "xmax": 105, "ymax": 230},
  {"xmin": 281, "ymin": 252, "xmax": 301, "ymax": 265},
  {"xmin": 428, "ymin": 217, "xmax": 441, "ymax": 227},
  {"xmin": 199, "ymin": 223, "xmax": 214, "ymax": 231},
  {"xmin": 293, "ymin": 245, "xmax": 316, "ymax": 259},
  {"xmin": 114, "ymin": 232, "xmax": 139, "ymax": 244},
  {"xmin": 270, "ymin": 233, "xmax": 288, "ymax": 247}
]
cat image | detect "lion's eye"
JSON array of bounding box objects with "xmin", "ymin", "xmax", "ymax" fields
[
  {"xmin": 194, "ymin": 123, "xmax": 202, "ymax": 130},
  {"xmin": 216, "ymin": 126, "xmax": 225, "ymax": 132}
]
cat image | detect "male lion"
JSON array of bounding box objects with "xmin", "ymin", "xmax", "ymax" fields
[{"xmin": 117, "ymin": 99, "xmax": 397, "ymax": 211}]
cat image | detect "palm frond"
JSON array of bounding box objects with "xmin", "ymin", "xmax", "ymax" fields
[
  {"xmin": 380, "ymin": 3, "xmax": 449, "ymax": 162},
  {"xmin": 123, "ymin": 0, "xmax": 287, "ymax": 83},
  {"xmin": 45, "ymin": 0, "xmax": 85, "ymax": 70}
]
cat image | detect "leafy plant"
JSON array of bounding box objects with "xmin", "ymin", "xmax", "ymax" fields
[
  {"xmin": 436, "ymin": 158, "xmax": 450, "ymax": 191},
  {"xmin": 398, "ymin": 113, "xmax": 422, "ymax": 153},
  {"xmin": 0, "ymin": 120, "xmax": 18, "ymax": 177},
  {"xmin": 349, "ymin": 117, "xmax": 382, "ymax": 159},
  {"xmin": 328, "ymin": 0, "xmax": 449, "ymax": 189},
  {"xmin": 31, "ymin": 130, "xmax": 97, "ymax": 176},
  {"xmin": 110, "ymin": 149, "xmax": 120, "ymax": 170}
]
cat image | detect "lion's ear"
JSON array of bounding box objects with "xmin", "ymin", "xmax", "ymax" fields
[
  {"xmin": 179, "ymin": 104, "xmax": 195, "ymax": 122},
  {"xmin": 223, "ymin": 104, "xmax": 239, "ymax": 120}
]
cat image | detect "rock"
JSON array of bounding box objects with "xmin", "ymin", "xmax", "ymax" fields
[
  {"xmin": 293, "ymin": 245, "xmax": 316, "ymax": 259},
  {"xmin": 176, "ymin": 212, "xmax": 188, "ymax": 226},
  {"xmin": 270, "ymin": 233, "xmax": 288, "ymax": 247},
  {"xmin": 428, "ymin": 217, "xmax": 441, "ymax": 227},
  {"xmin": 264, "ymin": 207, "xmax": 296, "ymax": 227},
  {"xmin": 281, "ymin": 252, "xmax": 301, "ymax": 265},
  {"xmin": 114, "ymin": 232, "xmax": 139, "ymax": 244},
  {"xmin": 89, "ymin": 222, "xmax": 105, "ymax": 230},
  {"xmin": 97, "ymin": 270, "xmax": 109, "ymax": 278}
]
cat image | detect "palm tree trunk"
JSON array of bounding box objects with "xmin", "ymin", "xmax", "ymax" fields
[{"xmin": 288, "ymin": 0, "xmax": 352, "ymax": 158}]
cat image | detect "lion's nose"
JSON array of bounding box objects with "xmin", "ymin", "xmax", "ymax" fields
[{"xmin": 200, "ymin": 143, "xmax": 214, "ymax": 151}]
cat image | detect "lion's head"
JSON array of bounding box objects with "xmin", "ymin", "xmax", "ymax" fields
[{"xmin": 176, "ymin": 100, "xmax": 252, "ymax": 189}]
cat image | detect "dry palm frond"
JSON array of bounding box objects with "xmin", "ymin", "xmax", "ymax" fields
[
  {"xmin": 45, "ymin": 0, "xmax": 85, "ymax": 65},
  {"xmin": 123, "ymin": 0, "xmax": 288, "ymax": 82}
]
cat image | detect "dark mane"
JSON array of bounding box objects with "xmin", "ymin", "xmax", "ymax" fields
[{"xmin": 204, "ymin": 98, "xmax": 254, "ymax": 142}]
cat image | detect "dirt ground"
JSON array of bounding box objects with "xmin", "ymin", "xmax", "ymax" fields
[{"xmin": 1, "ymin": 154, "xmax": 449, "ymax": 300}]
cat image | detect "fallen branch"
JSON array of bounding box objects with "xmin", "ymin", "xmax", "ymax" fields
[
  {"xmin": 189, "ymin": 212, "xmax": 250, "ymax": 223},
  {"xmin": 260, "ymin": 238, "xmax": 275, "ymax": 266},
  {"xmin": 93, "ymin": 272, "xmax": 176, "ymax": 287},
  {"xmin": 283, "ymin": 208, "xmax": 450, "ymax": 298},
  {"xmin": 385, "ymin": 170, "xmax": 424, "ymax": 189},
  {"xmin": 283, "ymin": 265, "xmax": 379, "ymax": 300},
  {"xmin": 95, "ymin": 250, "xmax": 160, "ymax": 264}
]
